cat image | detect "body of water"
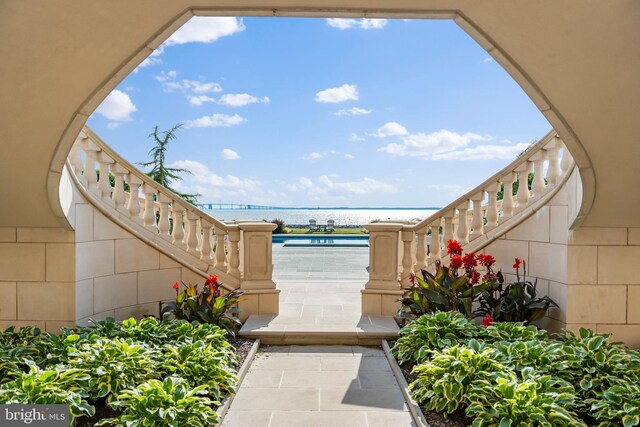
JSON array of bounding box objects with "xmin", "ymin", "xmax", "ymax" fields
[{"xmin": 201, "ymin": 208, "xmax": 438, "ymax": 226}]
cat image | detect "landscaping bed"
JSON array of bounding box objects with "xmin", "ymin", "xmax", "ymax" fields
[
  {"xmin": 0, "ymin": 317, "xmax": 253, "ymax": 426},
  {"xmin": 390, "ymin": 312, "xmax": 640, "ymax": 427}
]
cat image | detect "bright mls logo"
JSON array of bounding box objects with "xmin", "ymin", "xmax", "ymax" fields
[{"xmin": 1, "ymin": 405, "xmax": 68, "ymax": 426}]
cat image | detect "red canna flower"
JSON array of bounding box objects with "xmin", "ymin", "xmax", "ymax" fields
[
  {"xmin": 205, "ymin": 275, "xmax": 219, "ymax": 286},
  {"xmin": 462, "ymin": 253, "xmax": 477, "ymax": 269},
  {"xmin": 450, "ymin": 254, "xmax": 463, "ymax": 270},
  {"xmin": 513, "ymin": 258, "xmax": 523, "ymax": 269},
  {"xmin": 447, "ymin": 240, "xmax": 463, "ymax": 256},
  {"xmin": 478, "ymin": 254, "xmax": 496, "ymax": 268},
  {"xmin": 471, "ymin": 270, "xmax": 481, "ymax": 285},
  {"xmin": 483, "ymin": 314, "xmax": 493, "ymax": 326},
  {"xmin": 172, "ymin": 281, "xmax": 179, "ymax": 292}
]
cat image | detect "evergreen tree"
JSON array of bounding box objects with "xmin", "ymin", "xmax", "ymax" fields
[{"xmin": 139, "ymin": 124, "xmax": 200, "ymax": 204}]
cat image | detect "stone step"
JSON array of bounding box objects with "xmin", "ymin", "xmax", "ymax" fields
[{"xmin": 239, "ymin": 315, "xmax": 400, "ymax": 345}]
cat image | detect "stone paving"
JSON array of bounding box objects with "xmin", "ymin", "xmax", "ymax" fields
[{"xmin": 222, "ymin": 345, "xmax": 416, "ymax": 427}]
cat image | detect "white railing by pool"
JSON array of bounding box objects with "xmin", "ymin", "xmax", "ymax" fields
[
  {"xmin": 363, "ymin": 130, "xmax": 576, "ymax": 315},
  {"xmin": 66, "ymin": 127, "xmax": 278, "ymax": 306}
]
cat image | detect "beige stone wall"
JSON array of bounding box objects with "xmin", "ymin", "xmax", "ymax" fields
[
  {"xmin": 0, "ymin": 226, "xmax": 76, "ymax": 333},
  {"xmin": 68, "ymin": 176, "xmax": 206, "ymax": 326},
  {"xmin": 481, "ymin": 170, "xmax": 640, "ymax": 347}
]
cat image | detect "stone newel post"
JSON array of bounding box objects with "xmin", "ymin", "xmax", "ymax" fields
[
  {"xmin": 361, "ymin": 222, "xmax": 404, "ymax": 316},
  {"xmin": 236, "ymin": 222, "xmax": 279, "ymax": 321}
]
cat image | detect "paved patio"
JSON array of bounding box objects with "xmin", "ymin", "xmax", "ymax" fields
[
  {"xmin": 239, "ymin": 243, "xmax": 399, "ymax": 343},
  {"xmin": 222, "ymin": 345, "xmax": 416, "ymax": 427}
]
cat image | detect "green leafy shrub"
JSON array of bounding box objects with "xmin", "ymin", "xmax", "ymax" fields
[
  {"xmin": 475, "ymin": 259, "xmax": 557, "ymax": 323},
  {"xmin": 588, "ymin": 379, "xmax": 640, "ymax": 427},
  {"xmin": 478, "ymin": 321, "xmax": 549, "ymax": 343},
  {"xmin": 271, "ymin": 218, "xmax": 286, "ymax": 234},
  {"xmin": 67, "ymin": 337, "xmax": 158, "ymax": 399},
  {"xmin": 466, "ymin": 369, "xmax": 586, "ymax": 427},
  {"xmin": 161, "ymin": 275, "xmax": 244, "ymax": 336},
  {"xmin": 392, "ymin": 311, "xmax": 479, "ymax": 365},
  {"xmin": 0, "ymin": 364, "xmax": 95, "ymax": 423},
  {"xmin": 410, "ymin": 341, "xmax": 512, "ymax": 415},
  {"xmin": 162, "ymin": 340, "xmax": 238, "ymax": 400},
  {"xmin": 97, "ymin": 376, "xmax": 218, "ymax": 427}
]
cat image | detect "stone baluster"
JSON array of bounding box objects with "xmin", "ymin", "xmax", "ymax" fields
[
  {"xmin": 400, "ymin": 229, "xmax": 415, "ymax": 286},
  {"xmin": 156, "ymin": 193, "xmax": 172, "ymax": 239},
  {"xmin": 428, "ymin": 221, "xmax": 441, "ymax": 262},
  {"xmin": 214, "ymin": 226, "xmax": 228, "ymax": 271},
  {"xmin": 545, "ymin": 137, "xmax": 562, "ymax": 186},
  {"xmin": 469, "ymin": 192, "xmax": 485, "ymax": 240},
  {"xmin": 96, "ymin": 151, "xmax": 114, "ymax": 203},
  {"xmin": 185, "ymin": 211, "xmax": 200, "ymax": 255},
  {"xmin": 227, "ymin": 226, "xmax": 241, "ymax": 280},
  {"xmin": 126, "ymin": 174, "xmax": 143, "ymax": 223},
  {"xmin": 362, "ymin": 223, "xmax": 403, "ymax": 316},
  {"xmin": 514, "ymin": 161, "xmax": 532, "ymax": 214},
  {"xmin": 530, "ymin": 150, "xmax": 548, "ymax": 198},
  {"xmin": 560, "ymin": 141, "xmax": 572, "ymax": 172},
  {"xmin": 500, "ymin": 172, "xmax": 516, "ymax": 222},
  {"xmin": 199, "ymin": 220, "xmax": 214, "ymax": 262},
  {"xmin": 141, "ymin": 183, "xmax": 158, "ymax": 231},
  {"xmin": 70, "ymin": 142, "xmax": 84, "ymax": 177},
  {"xmin": 442, "ymin": 210, "xmax": 455, "ymax": 250},
  {"xmin": 455, "ymin": 201, "xmax": 470, "ymax": 244},
  {"xmin": 111, "ymin": 164, "xmax": 128, "ymax": 212},
  {"xmin": 485, "ymin": 182, "xmax": 500, "ymax": 231},
  {"xmin": 171, "ymin": 204, "xmax": 186, "ymax": 249},
  {"xmin": 84, "ymin": 140, "xmax": 100, "ymax": 195},
  {"xmin": 414, "ymin": 227, "xmax": 428, "ymax": 271}
]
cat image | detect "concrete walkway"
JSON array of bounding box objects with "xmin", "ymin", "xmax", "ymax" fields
[{"xmin": 222, "ymin": 345, "xmax": 416, "ymax": 427}]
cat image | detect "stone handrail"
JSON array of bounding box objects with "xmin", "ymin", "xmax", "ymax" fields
[
  {"xmin": 66, "ymin": 126, "xmax": 277, "ymax": 294},
  {"xmin": 362, "ymin": 130, "xmax": 576, "ymax": 315}
]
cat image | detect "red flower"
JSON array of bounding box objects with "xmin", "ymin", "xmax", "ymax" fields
[
  {"xmin": 447, "ymin": 240, "xmax": 463, "ymax": 255},
  {"xmin": 483, "ymin": 314, "xmax": 493, "ymax": 326},
  {"xmin": 409, "ymin": 272, "xmax": 416, "ymax": 284},
  {"xmin": 478, "ymin": 254, "xmax": 496, "ymax": 268},
  {"xmin": 462, "ymin": 253, "xmax": 477, "ymax": 269},
  {"xmin": 172, "ymin": 281, "xmax": 179, "ymax": 292},
  {"xmin": 471, "ymin": 270, "xmax": 481, "ymax": 285},
  {"xmin": 205, "ymin": 275, "xmax": 219, "ymax": 286},
  {"xmin": 450, "ymin": 254, "xmax": 463, "ymax": 270},
  {"xmin": 513, "ymin": 258, "xmax": 523, "ymax": 269}
]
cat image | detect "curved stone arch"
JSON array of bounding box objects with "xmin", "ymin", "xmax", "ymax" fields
[{"xmin": 47, "ymin": 6, "xmax": 594, "ymax": 230}]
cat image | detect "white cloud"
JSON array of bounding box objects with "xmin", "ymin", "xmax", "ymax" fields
[
  {"xmin": 218, "ymin": 93, "xmax": 270, "ymax": 107},
  {"xmin": 165, "ymin": 17, "xmax": 245, "ymax": 46},
  {"xmin": 94, "ymin": 90, "xmax": 137, "ymax": 121},
  {"xmin": 371, "ymin": 122, "xmax": 408, "ymax": 138},
  {"xmin": 344, "ymin": 154, "xmax": 355, "ymax": 159},
  {"xmin": 326, "ymin": 18, "xmax": 388, "ymax": 30},
  {"xmin": 315, "ymin": 84, "xmax": 359, "ymax": 103},
  {"xmin": 221, "ymin": 148, "xmax": 240, "ymax": 160},
  {"xmin": 333, "ymin": 107, "xmax": 372, "ymax": 116},
  {"xmin": 316, "ymin": 175, "xmax": 397, "ymax": 195},
  {"xmin": 483, "ymin": 57, "xmax": 494, "ymax": 63},
  {"xmin": 188, "ymin": 95, "xmax": 216, "ymax": 106},
  {"xmin": 184, "ymin": 113, "xmax": 247, "ymax": 128},
  {"xmin": 299, "ymin": 177, "xmax": 313, "ymax": 188},
  {"xmin": 303, "ymin": 152, "xmax": 324, "ymax": 160},
  {"xmin": 106, "ymin": 122, "xmax": 120, "ymax": 129},
  {"xmin": 302, "ymin": 150, "xmax": 350, "ymax": 160},
  {"xmin": 164, "ymin": 80, "xmax": 223, "ymax": 94},
  {"xmin": 377, "ymin": 128, "xmax": 527, "ymax": 160},
  {"xmin": 135, "ymin": 47, "xmax": 165, "ymax": 71},
  {"xmin": 154, "ymin": 70, "xmax": 177, "ymax": 82},
  {"xmin": 349, "ymin": 133, "xmax": 366, "ymax": 142},
  {"xmin": 170, "ymin": 160, "xmax": 261, "ymax": 200}
]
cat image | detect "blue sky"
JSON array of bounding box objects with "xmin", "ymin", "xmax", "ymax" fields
[{"xmin": 88, "ymin": 17, "xmax": 550, "ymax": 208}]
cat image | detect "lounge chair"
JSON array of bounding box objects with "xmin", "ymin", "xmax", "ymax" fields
[
  {"xmin": 308, "ymin": 219, "xmax": 320, "ymax": 232},
  {"xmin": 326, "ymin": 219, "xmax": 335, "ymax": 232}
]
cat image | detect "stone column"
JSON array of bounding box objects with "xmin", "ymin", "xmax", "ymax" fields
[
  {"xmin": 236, "ymin": 222, "xmax": 279, "ymax": 321},
  {"xmin": 361, "ymin": 222, "xmax": 403, "ymax": 316}
]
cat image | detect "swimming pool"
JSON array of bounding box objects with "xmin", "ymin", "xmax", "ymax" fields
[{"xmin": 272, "ymin": 234, "xmax": 369, "ymax": 247}]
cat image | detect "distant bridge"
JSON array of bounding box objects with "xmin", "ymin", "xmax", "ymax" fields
[{"xmin": 197, "ymin": 203, "xmax": 442, "ymax": 210}]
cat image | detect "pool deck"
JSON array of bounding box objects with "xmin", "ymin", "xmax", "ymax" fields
[{"xmin": 239, "ymin": 243, "xmax": 399, "ymax": 344}]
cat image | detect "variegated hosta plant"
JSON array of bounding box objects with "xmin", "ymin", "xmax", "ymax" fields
[{"xmin": 161, "ymin": 275, "xmax": 244, "ymax": 337}]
